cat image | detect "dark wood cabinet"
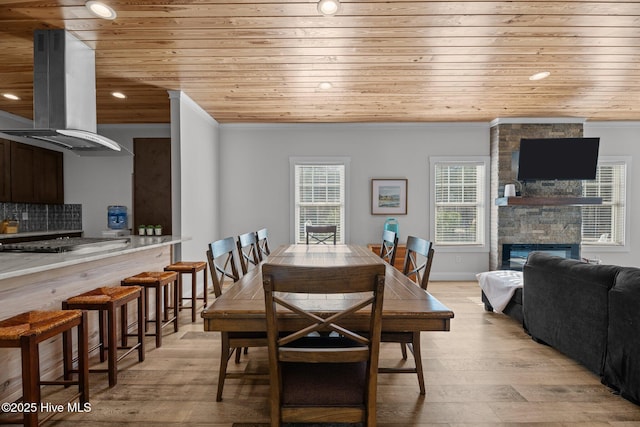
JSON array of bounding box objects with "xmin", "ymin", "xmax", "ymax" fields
[
  {"xmin": 1, "ymin": 139, "xmax": 64, "ymax": 204},
  {"xmin": 133, "ymin": 138, "xmax": 172, "ymax": 235},
  {"xmin": 10, "ymin": 141, "xmax": 37, "ymax": 203},
  {"xmin": 0, "ymin": 139, "xmax": 10, "ymax": 201},
  {"xmin": 36, "ymin": 146, "xmax": 64, "ymax": 204}
]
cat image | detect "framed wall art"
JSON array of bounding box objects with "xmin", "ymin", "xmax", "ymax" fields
[{"xmin": 371, "ymin": 178, "xmax": 407, "ymax": 215}]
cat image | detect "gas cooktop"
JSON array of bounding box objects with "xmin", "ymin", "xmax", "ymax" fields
[{"xmin": 0, "ymin": 237, "xmax": 130, "ymax": 253}]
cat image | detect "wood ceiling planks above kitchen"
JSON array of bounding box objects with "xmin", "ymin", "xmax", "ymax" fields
[{"xmin": 1, "ymin": 0, "xmax": 640, "ymax": 124}]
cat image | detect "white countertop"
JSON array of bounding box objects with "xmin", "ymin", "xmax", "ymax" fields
[{"xmin": 0, "ymin": 235, "xmax": 184, "ymax": 281}]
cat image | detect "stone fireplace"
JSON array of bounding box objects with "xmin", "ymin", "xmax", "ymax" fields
[{"xmin": 489, "ymin": 120, "xmax": 585, "ymax": 270}]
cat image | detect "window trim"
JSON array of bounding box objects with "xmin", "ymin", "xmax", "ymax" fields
[
  {"xmin": 581, "ymin": 156, "xmax": 631, "ymax": 253},
  {"xmin": 289, "ymin": 157, "xmax": 351, "ymax": 244},
  {"xmin": 429, "ymin": 156, "xmax": 490, "ymax": 253}
]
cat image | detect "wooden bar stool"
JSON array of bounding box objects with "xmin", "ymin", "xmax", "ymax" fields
[
  {"xmin": 164, "ymin": 261, "xmax": 208, "ymax": 322},
  {"xmin": 0, "ymin": 310, "xmax": 89, "ymax": 427},
  {"xmin": 62, "ymin": 286, "xmax": 145, "ymax": 387},
  {"xmin": 121, "ymin": 272, "xmax": 179, "ymax": 348}
]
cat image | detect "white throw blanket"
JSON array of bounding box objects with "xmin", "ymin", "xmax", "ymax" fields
[{"xmin": 476, "ymin": 270, "xmax": 524, "ymax": 313}]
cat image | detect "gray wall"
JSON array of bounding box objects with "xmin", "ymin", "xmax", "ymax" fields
[
  {"xmin": 584, "ymin": 122, "xmax": 640, "ymax": 267},
  {"xmin": 0, "ymin": 111, "xmax": 171, "ymax": 236},
  {"xmin": 219, "ymin": 123, "xmax": 490, "ymax": 280},
  {"xmin": 169, "ymin": 91, "xmax": 219, "ymax": 262},
  {"xmin": 66, "ymin": 124, "xmax": 170, "ymax": 236},
  {"xmin": 3, "ymin": 109, "xmax": 639, "ymax": 278}
]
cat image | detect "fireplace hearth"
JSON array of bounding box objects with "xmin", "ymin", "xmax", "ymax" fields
[{"xmin": 502, "ymin": 243, "xmax": 580, "ymax": 270}]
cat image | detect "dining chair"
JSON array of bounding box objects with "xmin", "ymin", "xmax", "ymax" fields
[
  {"xmin": 262, "ymin": 263, "xmax": 385, "ymax": 427},
  {"xmin": 237, "ymin": 231, "xmax": 261, "ymax": 274},
  {"xmin": 256, "ymin": 227, "xmax": 271, "ymax": 261},
  {"xmin": 207, "ymin": 237, "xmax": 240, "ymax": 298},
  {"xmin": 236, "ymin": 230, "xmax": 265, "ymax": 361},
  {"xmin": 379, "ymin": 229, "xmax": 399, "ymax": 266},
  {"xmin": 206, "ymin": 237, "xmax": 268, "ymax": 401},
  {"xmin": 402, "ymin": 235, "xmax": 435, "ymax": 291},
  {"xmin": 378, "ymin": 235, "xmax": 434, "ymax": 395},
  {"xmin": 305, "ymin": 224, "xmax": 337, "ymax": 245}
]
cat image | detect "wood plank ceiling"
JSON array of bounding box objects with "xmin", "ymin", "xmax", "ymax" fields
[{"xmin": 1, "ymin": 0, "xmax": 639, "ymax": 124}]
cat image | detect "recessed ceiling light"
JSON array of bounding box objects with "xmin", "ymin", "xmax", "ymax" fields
[
  {"xmin": 111, "ymin": 92, "xmax": 127, "ymax": 99},
  {"xmin": 2, "ymin": 93, "xmax": 20, "ymax": 100},
  {"xmin": 85, "ymin": 1, "xmax": 117, "ymax": 20},
  {"xmin": 529, "ymin": 71, "xmax": 551, "ymax": 81},
  {"xmin": 318, "ymin": 82, "xmax": 333, "ymax": 90},
  {"xmin": 317, "ymin": 0, "xmax": 340, "ymax": 16}
]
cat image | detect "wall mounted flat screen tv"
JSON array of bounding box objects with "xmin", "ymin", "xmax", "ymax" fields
[{"xmin": 516, "ymin": 137, "xmax": 600, "ymax": 181}]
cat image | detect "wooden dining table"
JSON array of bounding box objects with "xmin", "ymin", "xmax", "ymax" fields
[{"xmin": 201, "ymin": 244, "xmax": 454, "ymax": 333}]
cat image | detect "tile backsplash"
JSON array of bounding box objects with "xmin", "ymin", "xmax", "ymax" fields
[{"xmin": 0, "ymin": 203, "xmax": 82, "ymax": 233}]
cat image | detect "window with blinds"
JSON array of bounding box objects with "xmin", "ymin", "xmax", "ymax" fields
[
  {"xmin": 581, "ymin": 160, "xmax": 627, "ymax": 246},
  {"xmin": 434, "ymin": 161, "xmax": 486, "ymax": 245},
  {"xmin": 294, "ymin": 163, "xmax": 345, "ymax": 244}
]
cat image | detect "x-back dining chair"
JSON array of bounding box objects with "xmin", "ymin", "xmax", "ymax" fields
[
  {"xmin": 378, "ymin": 235, "xmax": 434, "ymax": 395},
  {"xmin": 305, "ymin": 224, "xmax": 337, "ymax": 245},
  {"xmin": 237, "ymin": 231, "xmax": 261, "ymax": 274},
  {"xmin": 262, "ymin": 263, "xmax": 386, "ymax": 427},
  {"xmin": 206, "ymin": 236, "xmax": 268, "ymax": 401},
  {"xmin": 206, "ymin": 237, "xmax": 240, "ymax": 298},
  {"xmin": 379, "ymin": 229, "xmax": 399, "ymax": 266},
  {"xmin": 256, "ymin": 227, "xmax": 271, "ymax": 261},
  {"xmin": 403, "ymin": 235, "xmax": 435, "ymax": 291}
]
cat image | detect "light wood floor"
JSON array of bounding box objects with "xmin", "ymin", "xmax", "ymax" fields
[{"xmin": 33, "ymin": 282, "xmax": 640, "ymax": 425}]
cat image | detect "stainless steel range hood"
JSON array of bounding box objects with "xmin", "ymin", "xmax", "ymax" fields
[{"xmin": 0, "ymin": 30, "xmax": 130, "ymax": 155}]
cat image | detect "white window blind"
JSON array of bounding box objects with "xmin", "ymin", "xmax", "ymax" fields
[
  {"xmin": 294, "ymin": 163, "xmax": 345, "ymax": 244},
  {"xmin": 434, "ymin": 161, "xmax": 485, "ymax": 245},
  {"xmin": 582, "ymin": 161, "xmax": 626, "ymax": 246}
]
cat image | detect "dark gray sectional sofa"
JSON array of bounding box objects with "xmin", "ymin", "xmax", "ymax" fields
[
  {"xmin": 523, "ymin": 252, "xmax": 640, "ymax": 405},
  {"xmin": 482, "ymin": 287, "xmax": 523, "ymax": 325}
]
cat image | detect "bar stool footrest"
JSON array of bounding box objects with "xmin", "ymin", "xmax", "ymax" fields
[{"xmin": 39, "ymin": 379, "xmax": 81, "ymax": 387}]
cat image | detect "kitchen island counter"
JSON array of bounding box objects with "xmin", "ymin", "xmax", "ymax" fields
[
  {"xmin": 0, "ymin": 235, "xmax": 184, "ymax": 282},
  {"xmin": 0, "ymin": 234, "xmax": 187, "ymax": 403}
]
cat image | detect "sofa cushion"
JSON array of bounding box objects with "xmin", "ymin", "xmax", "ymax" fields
[
  {"xmin": 522, "ymin": 252, "xmax": 620, "ymax": 375},
  {"xmin": 603, "ymin": 267, "xmax": 640, "ymax": 404}
]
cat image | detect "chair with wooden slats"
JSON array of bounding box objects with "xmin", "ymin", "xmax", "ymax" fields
[
  {"xmin": 305, "ymin": 224, "xmax": 337, "ymax": 245},
  {"xmin": 378, "ymin": 229, "xmax": 399, "ymax": 267},
  {"xmin": 237, "ymin": 231, "xmax": 261, "ymax": 274},
  {"xmin": 378, "ymin": 235, "xmax": 434, "ymax": 395},
  {"xmin": 256, "ymin": 227, "xmax": 271, "ymax": 261},
  {"xmin": 262, "ymin": 263, "xmax": 385, "ymax": 427},
  {"xmin": 206, "ymin": 237, "xmax": 240, "ymax": 299},
  {"xmin": 206, "ymin": 237, "xmax": 268, "ymax": 401},
  {"xmin": 402, "ymin": 236, "xmax": 435, "ymax": 292}
]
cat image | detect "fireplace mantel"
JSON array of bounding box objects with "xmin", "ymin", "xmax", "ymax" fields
[{"xmin": 495, "ymin": 196, "xmax": 603, "ymax": 206}]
